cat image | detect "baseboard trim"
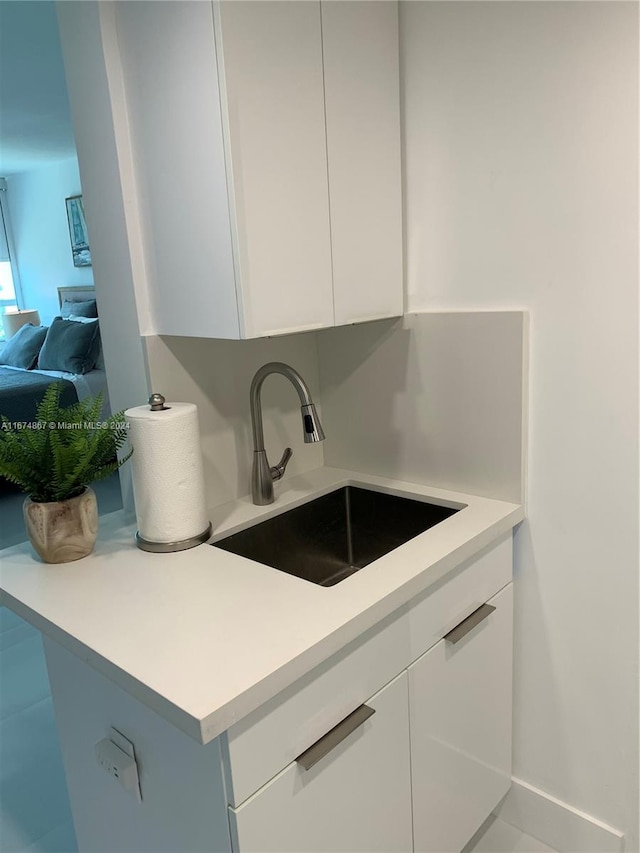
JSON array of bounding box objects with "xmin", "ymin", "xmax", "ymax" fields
[{"xmin": 493, "ymin": 777, "xmax": 624, "ymax": 853}]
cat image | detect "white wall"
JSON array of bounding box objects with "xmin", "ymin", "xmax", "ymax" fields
[
  {"xmin": 7, "ymin": 157, "xmax": 93, "ymax": 324},
  {"xmin": 401, "ymin": 1, "xmax": 638, "ymax": 848}
]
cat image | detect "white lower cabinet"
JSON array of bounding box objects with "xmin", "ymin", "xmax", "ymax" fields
[
  {"xmin": 228, "ymin": 671, "xmax": 413, "ymax": 853},
  {"xmin": 409, "ymin": 583, "xmax": 514, "ymax": 853},
  {"xmin": 226, "ymin": 548, "xmax": 514, "ymax": 853}
]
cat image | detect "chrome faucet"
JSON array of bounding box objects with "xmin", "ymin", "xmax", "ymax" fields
[{"xmin": 250, "ymin": 362, "xmax": 325, "ymax": 505}]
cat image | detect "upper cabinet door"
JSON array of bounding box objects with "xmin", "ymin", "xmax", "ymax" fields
[
  {"xmin": 321, "ymin": 1, "xmax": 403, "ymax": 326},
  {"xmin": 217, "ymin": 1, "xmax": 334, "ymax": 338},
  {"xmin": 116, "ymin": 1, "xmax": 241, "ymax": 339}
]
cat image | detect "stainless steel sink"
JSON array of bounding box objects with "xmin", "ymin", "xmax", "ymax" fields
[{"xmin": 211, "ymin": 485, "xmax": 462, "ymax": 587}]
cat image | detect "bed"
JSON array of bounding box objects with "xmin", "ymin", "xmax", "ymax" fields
[{"xmin": 0, "ymin": 286, "xmax": 111, "ymax": 427}]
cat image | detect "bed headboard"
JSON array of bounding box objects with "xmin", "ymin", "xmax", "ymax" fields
[{"xmin": 57, "ymin": 286, "xmax": 97, "ymax": 310}]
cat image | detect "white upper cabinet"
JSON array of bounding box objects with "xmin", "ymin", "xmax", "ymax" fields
[
  {"xmin": 115, "ymin": 1, "xmax": 402, "ymax": 339},
  {"xmin": 321, "ymin": 1, "xmax": 403, "ymax": 325}
]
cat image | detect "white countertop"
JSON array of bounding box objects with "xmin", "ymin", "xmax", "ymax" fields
[{"xmin": 0, "ymin": 466, "xmax": 523, "ymax": 744}]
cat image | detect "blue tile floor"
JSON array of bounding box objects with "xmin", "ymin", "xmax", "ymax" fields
[{"xmin": 0, "ymin": 608, "xmax": 77, "ymax": 853}]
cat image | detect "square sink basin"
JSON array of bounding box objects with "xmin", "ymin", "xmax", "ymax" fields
[{"xmin": 211, "ymin": 485, "xmax": 462, "ymax": 587}]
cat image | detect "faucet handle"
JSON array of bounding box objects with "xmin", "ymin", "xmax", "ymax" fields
[{"xmin": 271, "ymin": 447, "xmax": 293, "ymax": 481}]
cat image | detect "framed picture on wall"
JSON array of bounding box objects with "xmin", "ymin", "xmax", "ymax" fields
[{"xmin": 65, "ymin": 195, "xmax": 92, "ymax": 267}]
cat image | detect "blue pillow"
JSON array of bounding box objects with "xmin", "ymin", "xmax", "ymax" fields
[
  {"xmin": 37, "ymin": 317, "xmax": 101, "ymax": 374},
  {"xmin": 0, "ymin": 323, "xmax": 48, "ymax": 369},
  {"xmin": 60, "ymin": 298, "xmax": 97, "ymax": 318},
  {"xmin": 68, "ymin": 315, "xmax": 104, "ymax": 369}
]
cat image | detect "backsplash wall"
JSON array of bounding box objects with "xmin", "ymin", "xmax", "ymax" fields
[
  {"xmin": 316, "ymin": 311, "xmax": 527, "ymax": 505},
  {"xmin": 143, "ymin": 310, "xmax": 526, "ymax": 512},
  {"xmin": 143, "ymin": 332, "xmax": 324, "ymax": 510}
]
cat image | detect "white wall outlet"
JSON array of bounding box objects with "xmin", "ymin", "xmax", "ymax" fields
[{"xmin": 95, "ymin": 729, "xmax": 142, "ymax": 802}]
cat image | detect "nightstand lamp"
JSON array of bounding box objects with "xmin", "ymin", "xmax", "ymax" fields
[{"xmin": 2, "ymin": 308, "xmax": 41, "ymax": 339}]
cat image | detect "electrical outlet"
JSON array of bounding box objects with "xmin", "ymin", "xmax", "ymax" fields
[
  {"xmin": 110, "ymin": 727, "xmax": 142, "ymax": 802},
  {"xmin": 95, "ymin": 734, "xmax": 142, "ymax": 801}
]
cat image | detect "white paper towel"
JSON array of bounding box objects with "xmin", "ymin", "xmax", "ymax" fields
[{"xmin": 125, "ymin": 402, "xmax": 209, "ymax": 544}]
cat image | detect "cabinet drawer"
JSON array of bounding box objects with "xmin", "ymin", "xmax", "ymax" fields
[
  {"xmin": 224, "ymin": 608, "xmax": 409, "ymax": 806},
  {"xmin": 409, "ymin": 582, "xmax": 513, "ymax": 853},
  {"xmin": 228, "ymin": 672, "xmax": 412, "ymax": 852},
  {"xmin": 408, "ymin": 532, "xmax": 512, "ymax": 660}
]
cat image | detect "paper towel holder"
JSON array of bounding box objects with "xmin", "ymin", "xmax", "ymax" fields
[
  {"xmin": 148, "ymin": 392, "xmax": 170, "ymax": 411},
  {"xmin": 135, "ymin": 526, "xmax": 212, "ymax": 553},
  {"xmin": 134, "ymin": 392, "xmax": 212, "ymax": 553}
]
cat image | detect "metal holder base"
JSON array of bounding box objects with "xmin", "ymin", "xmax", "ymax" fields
[{"xmin": 135, "ymin": 522, "xmax": 212, "ymax": 553}]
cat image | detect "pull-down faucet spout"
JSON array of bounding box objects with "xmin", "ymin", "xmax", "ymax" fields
[{"xmin": 250, "ymin": 362, "xmax": 325, "ymax": 505}]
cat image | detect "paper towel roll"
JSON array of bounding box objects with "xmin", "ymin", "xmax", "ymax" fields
[{"xmin": 125, "ymin": 401, "xmax": 209, "ymax": 545}]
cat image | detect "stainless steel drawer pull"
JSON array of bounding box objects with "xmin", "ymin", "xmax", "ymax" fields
[
  {"xmin": 445, "ymin": 602, "xmax": 496, "ymax": 644},
  {"xmin": 296, "ymin": 704, "xmax": 376, "ymax": 771}
]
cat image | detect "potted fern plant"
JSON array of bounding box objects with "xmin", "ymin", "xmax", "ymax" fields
[{"xmin": 0, "ymin": 382, "xmax": 132, "ymax": 563}]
